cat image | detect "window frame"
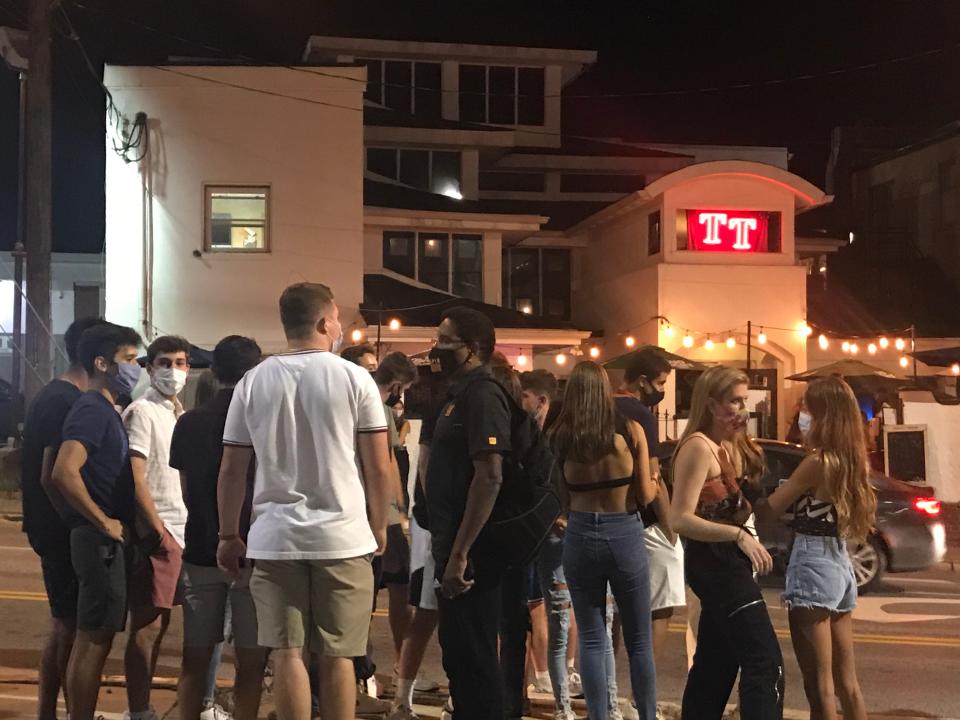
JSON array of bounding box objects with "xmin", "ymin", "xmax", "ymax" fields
[
  {"xmin": 502, "ymin": 246, "xmax": 572, "ymax": 320},
  {"xmin": 458, "ymin": 64, "xmax": 546, "ymax": 127},
  {"xmin": 366, "ymin": 147, "xmax": 462, "ymax": 196},
  {"xmin": 203, "ymin": 184, "xmax": 271, "ymax": 254},
  {"xmin": 360, "ymin": 58, "xmax": 442, "ymax": 118},
  {"xmin": 382, "ymin": 230, "xmax": 483, "ymax": 300}
]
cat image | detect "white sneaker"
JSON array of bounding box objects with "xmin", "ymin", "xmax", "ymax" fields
[
  {"xmin": 567, "ymin": 670, "xmax": 583, "ymax": 698},
  {"xmin": 357, "ymin": 688, "xmax": 391, "ymax": 717},
  {"xmin": 200, "ymin": 704, "xmax": 233, "ymax": 720},
  {"xmin": 387, "ymin": 705, "xmax": 419, "ymax": 720},
  {"xmin": 610, "ymin": 707, "xmax": 625, "ymax": 720},
  {"xmin": 365, "ymin": 676, "xmax": 381, "ymax": 698},
  {"xmin": 527, "ymin": 676, "xmax": 553, "ymax": 695},
  {"xmin": 440, "ymin": 698, "xmax": 454, "ymax": 720},
  {"xmin": 621, "ymin": 700, "xmax": 639, "ymax": 720},
  {"xmin": 414, "ymin": 677, "xmax": 440, "ymax": 693},
  {"xmin": 122, "ymin": 709, "xmax": 159, "ymax": 720},
  {"xmin": 552, "ymin": 710, "xmax": 576, "ymax": 720}
]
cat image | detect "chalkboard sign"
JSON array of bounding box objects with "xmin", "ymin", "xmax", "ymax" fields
[{"xmin": 884, "ymin": 425, "xmax": 927, "ymax": 484}]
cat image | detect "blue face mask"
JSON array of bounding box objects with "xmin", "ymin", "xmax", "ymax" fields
[
  {"xmin": 798, "ymin": 410, "xmax": 812, "ymax": 436},
  {"xmin": 110, "ymin": 362, "xmax": 142, "ymax": 396}
]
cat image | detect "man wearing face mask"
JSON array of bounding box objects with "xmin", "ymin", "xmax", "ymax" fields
[
  {"xmin": 120, "ymin": 335, "xmax": 193, "ymax": 720},
  {"xmin": 425, "ymin": 307, "xmax": 512, "ymax": 720},
  {"xmin": 50, "ymin": 322, "xmax": 142, "ymax": 720}
]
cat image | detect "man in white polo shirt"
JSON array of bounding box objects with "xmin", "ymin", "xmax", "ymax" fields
[{"xmin": 217, "ymin": 282, "xmax": 392, "ymax": 720}]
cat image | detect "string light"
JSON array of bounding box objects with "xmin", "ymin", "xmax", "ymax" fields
[
  {"xmin": 841, "ymin": 341, "xmax": 850, "ymax": 353},
  {"xmin": 867, "ymin": 343, "xmax": 877, "ymax": 355},
  {"xmin": 682, "ymin": 334, "xmax": 694, "ymax": 349},
  {"xmin": 516, "ymin": 354, "xmax": 528, "ymax": 367},
  {"xmin": 879, "ymin": 337, "xmax": 889, "ymax": 349},
  {"xmin": 350, "ymin": 329, "xmax": 363, "ymax": 343},
  {"xmin": 899, "ymin": 356, "xmax": 909, "ymax": 369},
  {"xmin": 520, "ymin": 304, "xmax": 533, "ymax": 315},
  {"xmin": 952, "ymin": 363, "xmax": 960, "ymax": 376},
  {"xmin": 726, "ymin": 336, "xmax": 736, "ymax": 349},
  {"xmin": 388, "ymin": 318, "xmax": 401, "ymax": 331},
  {"xmin": 625, "ymin": 335, "xmax": 636, "ymax": 348},
  {"xmin": 664, "ymin": 325, "xmax": 675, "ymax": 339},
  {"xmin": 798, "ymin": 322, "xmax": 813, "ymax": 338},
  {"xmin": 555, "ymin": 353, "xmax": 567, "ymax": 366},
  {"xmin": 818, "ymin": 334, "xmax": 829, "ymax": 350},
  {"xmin": 589, "ymin": 346, "xmax": 601, "ymax": 359},
  {"xmin": 849, "ymin": 343, "xmax": 859, "ymax": 355},
  {"xmin": 895, "ymin": 338, "xmax": 905, "ymax": 351},
  {"xmin": 757, "ymin": 329, "xmax": 767, "ymax": 345},
  {"xmin": 704, "ymin": 337, "xmax": 715, "ymax": 350}
]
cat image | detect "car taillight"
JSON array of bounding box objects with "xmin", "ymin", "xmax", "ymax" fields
[{"xmin": 913, "ymin": 497, "xmax": 941, "ymax": 516}]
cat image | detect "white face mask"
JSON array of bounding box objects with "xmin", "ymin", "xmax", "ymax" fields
[
  {"xmin": 152, "ymin": 367, "xmax": 188, "ymax": 397},
  {"xmin": 798, "ymin": 410, "xmax": 812, "ymax": 436},
  {"xmin": 329, "ymin": 319, "xmax": 344, "ymax": 354}
]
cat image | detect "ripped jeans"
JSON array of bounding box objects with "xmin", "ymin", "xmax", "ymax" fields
[
  {"xmin": 683, "ymin": 539, "xmax": 784, "ymax": 720},
  {"xmin": 538, "ymin": 532, "xmax": 619, "ymax": 715}
]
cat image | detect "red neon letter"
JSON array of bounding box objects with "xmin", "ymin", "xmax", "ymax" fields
[{"xmin": 698, "ymin": 213, "xmax": 727, "ymax": 245}]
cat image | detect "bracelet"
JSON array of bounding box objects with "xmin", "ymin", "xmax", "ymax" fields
[{"xmin": 219, "ymin": 534, "xmax": 240, "ymax": 542}]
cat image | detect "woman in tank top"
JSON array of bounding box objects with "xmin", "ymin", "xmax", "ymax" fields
[
  {"xmin": 669, "ymin": 366, "xmax": 784, "ymax": 720},
  {"xmin": 757, "ymin": 376, "xmax": 875, "ymax": 720},
  {"xmin": 547, "ymin": 361, "xmax": 660, "ymax": 720}
]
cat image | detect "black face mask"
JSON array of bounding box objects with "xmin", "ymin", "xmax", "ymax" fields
[
  {"xmin": 386, "ymin": 390, "xmax": 402, "ymax": 407},
  {"xmin": 429, "ymin": 346, "xmax": 466, "ymax": 377},
  {"xmin": 644, "ymin": 389, "xmax": 665, "ymax": 407}
]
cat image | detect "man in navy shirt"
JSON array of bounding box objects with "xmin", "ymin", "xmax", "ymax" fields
[
  {"xmin": 21, "ymin": 317, "xmax": 106, "ymax": 719},
  {"xmin": 51, "ymin": 322, "xmax": 142, "ymax": 720}
]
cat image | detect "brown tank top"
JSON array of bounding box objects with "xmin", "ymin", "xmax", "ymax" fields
[{"xmin": 677, "ymin": 434, "xmax": 750, "ymax": 523}]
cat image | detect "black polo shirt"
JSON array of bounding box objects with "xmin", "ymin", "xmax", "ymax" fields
[
  {"xmin": 425, "ymin": 365, "xmax": 511, "ymax": 565},
  {"xmin": 615, "ymin": 393, "xmax": 663, "ymax": 526}
]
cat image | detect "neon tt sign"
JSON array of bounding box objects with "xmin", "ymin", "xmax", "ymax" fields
[{"xmin": 686, "ymin": 210, "xmax": 770, "ymax": 253}]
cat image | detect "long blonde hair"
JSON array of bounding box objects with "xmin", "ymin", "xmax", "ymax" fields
[
  {"xmin": 804, "ymin": 377, "xmax": 876, "ymax": 542},
  {"xmin": 679, "ymin": 366, "xmax": 749, "ymax": 441},
  {"xmin": 548, "ymin": 361, "xmax": 616, "ymax": 464}
]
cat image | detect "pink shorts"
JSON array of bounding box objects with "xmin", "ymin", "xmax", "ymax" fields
[{"xmin": 129, "ymin": 528, "xmax": 183, "ymax": 610}]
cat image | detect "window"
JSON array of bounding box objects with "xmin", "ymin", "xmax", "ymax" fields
[
  {"xmin": 938, "ymin": 157, "xmax": 957, "ymax": 228},
  {"xmin": 360, "ymin": 59, "xmax": 441, "ymax": 119},
  {"xmin": 647, "ymin": 211, "xmax": 661, "ymax": 256},
  {"xmin": 382, "ymin": 231, "xmax": 483, "ymax": 300},
  {"xmin": 74, "ymin": 284, "xmax": 100, "ymax": 320},
  {"xmin": 366, "ymin": 148, "xmax": 462, "ymax": 197},
  {"xmin": 502, "ymin": 247, "xmax": 571, "ymax": 320},
  {"xmin": 458, "ymin": 65, "xmax": 546, "ymax": 126},
  {"xmin": 204, "ymin": 186, "xmax": 269, "ymax": 252},
  {"xmin": 479, "ymin": 172, "xmax": 545, "ymax": 192},
  {"xmin": 560, "ymin": 174, "xmax": 646, "ymax": 193}
]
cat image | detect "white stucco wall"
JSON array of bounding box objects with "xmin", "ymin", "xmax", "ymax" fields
[{"xmin": 104, "ymin": 65, "xmax": 366, "ymax": 351}]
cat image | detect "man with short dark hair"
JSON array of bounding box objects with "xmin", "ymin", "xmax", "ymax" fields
[
  {"xmin": 121, "ymin": 335, "xmax": 193, "ymax": 720},
  {"xmin": 173, "ymin": 336, "xmax": 265, "ymax": 720},
  {"xmin": 426, "ymin": 306, "xmax": 511, "ymax": 720},
  {"xmin": 218, "ymin": 282, "xmax": 393, "ymax": 720},
  {"xmin": 51, "ymin": 322, "xmax": 143, "ymax": 720},
  {"xmin": 21, "ymin": 316, "xmax": 106, "ymax": 720},
  {"xmin": 341, "ymin": 343, "xmax": 378, "ymax": 371}
]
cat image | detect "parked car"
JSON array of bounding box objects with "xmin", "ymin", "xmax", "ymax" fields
[{"xmin": 661, "ymin": 439, "xmax": 947, "ymax": 592}]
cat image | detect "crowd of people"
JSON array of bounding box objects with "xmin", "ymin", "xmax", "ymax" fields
[{"xmin": 20, "ymin": 281, "xmax": 877, "ymax": 720}]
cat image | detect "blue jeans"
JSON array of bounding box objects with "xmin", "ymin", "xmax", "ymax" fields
[{"xmin": 563, "ymin": 512, "xmax": 656, "ymax": 720}]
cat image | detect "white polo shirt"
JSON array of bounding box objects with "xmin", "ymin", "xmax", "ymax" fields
[
  {"xmin": 122, "ymin": 386, "xmax": 188, "ymax": 547},
  {"xmin": 223, "ymin": 349, "xmax": 387, "ymax": 560}
]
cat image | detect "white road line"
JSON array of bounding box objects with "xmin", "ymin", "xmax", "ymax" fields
[{"xmin": 892, "ymin": 577, "xmax": 959, "ymax": 587}]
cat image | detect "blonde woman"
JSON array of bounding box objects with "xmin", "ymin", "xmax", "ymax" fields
[
  {"xmin": 758, "ymin": 377, "xmax": 875, "ymax": 720},
  {"xmin": 669, "ymin": 366, "xmax": 784, "ymax": 719}
]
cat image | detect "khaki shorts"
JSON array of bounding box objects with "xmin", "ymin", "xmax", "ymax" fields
[{"xmin": 250, "ymin": 554, "xmax": 373, "ymax": 656}]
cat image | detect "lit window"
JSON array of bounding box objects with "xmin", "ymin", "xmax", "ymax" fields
[
  {"xmin": 502, "ymin": 247, "xmax": 571, "ymax": 320},
  {"xmin": 205, "ymin": 186, "xmax": 269, "ymax": 252},
  {"xmin": 382, "ymin": 231, "xmax": 482, "ymax": 300}
]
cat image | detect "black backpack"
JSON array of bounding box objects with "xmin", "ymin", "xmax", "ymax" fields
[{"xmin": 469, "ymin": 376, "xmax": 563, "ymax": 568}]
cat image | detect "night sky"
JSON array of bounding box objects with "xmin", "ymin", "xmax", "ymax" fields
[{"xmin": 1, "ymin": 0, "xmax": 960, "ymax": 253}]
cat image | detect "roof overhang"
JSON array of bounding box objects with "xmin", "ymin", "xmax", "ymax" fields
[
  {"xmin": 365, "ymin": 325, "xmax": 594, "ymax": 347},
  {"xmin": 0, "ymin": 26, "xmax": 28, "ymax": 71},
  {"xmin": 494, "ymin": 153, "xmax": 686, "ymax": 173},
  {"xmin": 367, "ymin": 125, "xmax": 518, "ymax": 148},
  {"xmin": 364, "ymin": 206, "xmax": 547, "ymax": 234}
]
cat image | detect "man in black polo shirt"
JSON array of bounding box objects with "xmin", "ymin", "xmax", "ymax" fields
[
  {"xmin": 21, "ymin": 316, "xmax": 106, "ymax": 720},
  {"xmin": 170, "ymin": 335, "xmax": 265, "ymax": 720},
  {"xmin": 426, "ymin": 307, "xmax": 511, "ymax": 720}
]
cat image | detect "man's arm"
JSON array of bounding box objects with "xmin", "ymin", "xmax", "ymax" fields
[
  {"xmin": 216, "ymin": 445, "xmax": 254, "ymax": 580},
  {"xmin": 130, "ymin": 453, "xmax": 165, "ymax": 540},
  {"xmin": 648, "ymin": 456, "xmax": 676, "ymax": 542},
  {"xmin": 51, "ymin": 440, "xmax": 124, "ymax": 542},
  {"xmin": 449, "ymin": 453, "xmax": 503, "ymax": 561},
  {"xmin": 39, "ymin": 446, "xmax": 71, "ymax": 518},
  {"xmin": 357, "ymin": 431, "xmax": 392, "ymax": 554}
]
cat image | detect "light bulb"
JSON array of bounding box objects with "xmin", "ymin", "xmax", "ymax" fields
[
  {"xmin": 841, "ymin": 341, "xmax": 850, "ymax": 353},
  {"xmin": 520, "ymin": 305, "xmax": 533, "ymax": 315},
  {"xmin": 589, "ymin": 346, "xmax": 600, "ymax": 359},
  {"xmin": 350, "ymin": 329, "xmax": 363, "ymax": 343},
  {"xmin": 516, "ymin": 354, "xmax": 528, "ymax": 367},
  {"xmin": 899, "ymin": 356, "xmax": 909, "ymax": 369},
  {"xmin": 757, "ymin": 331, "xmax": 767, "ymax": 345},
  {"xmin": 895, "ymin": 338, "xmax": 905, "ymax": 351},
  {"xmin": 726, "ymin": 336, "xmax": 736, "ymax": 349},
  {"xmin": 850, "ymin": 343, "xmax": 859, "ymax": 355},
  {"xmin": 818, "ymin": 334, "xmax": 829, "ymax": 350},
  {"xmin": 704, "ymin": 338, "xmax": 714, "ymax": 350},
  {"xmin": 555, "ymin": 353, "xmax": 567, "ymax": 366},
  {"xmin": 664, "ymin": 325, "xmax": 675, "ymax": 338},
  {"xmin": 879, "ymin": 337, "xmax": 889, "ymax": 349},
  {"xmin": 388, "ymin": 318, "xmax": 401, "ymax": 331},
  {"xmin": 798, "ymin": 323, "xmax": 812, "ymax": 337},
  {"xmin": 867, "ymin": 343, "xmax": 877, "ymax": 355},
  {"xmin": 682, "ymin": 334, "xmax": 694, "ymax": 349},
  {"xmin": 625, "ymin": 336, "xmax": 636, "ymax": 348},
  {"xmin": 952, "ymin": 363, "xmax": 960, "ymax": 376}
]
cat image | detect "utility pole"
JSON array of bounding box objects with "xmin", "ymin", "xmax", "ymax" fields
[{"xmin": 23, "ymin": 0, "xmax": 53, "ymax": 402}]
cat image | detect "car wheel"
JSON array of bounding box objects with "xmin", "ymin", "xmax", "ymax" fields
[{"xmin": 849, "ymin": 536, "xmax": 887, "ymax": 593}]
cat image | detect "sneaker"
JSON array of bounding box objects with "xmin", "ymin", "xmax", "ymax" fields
[
  {"xmin": 567, "ymin": 671, "xmax": 583, "ymax": 698},
  {"xmin": 620, "ymin": 700, "xmax": 639, "ymax": 720},
  {"xmin": 357, "ymin": 690, "xmax": 392, "ymax": 717},
  {"xmin": 122, "ymin": 709, "xmax": 159, "ymax": 720},
  {"xmin": 200, "ymin": 704, "xmax": 233, "ymax": 720},
  {"xmin": 440, "ymin": 698, "xmax": 454, "ymax": 720},
  {"xmin": 387, "ymin": 705, "xmax": 420, "ymax": 720},
  {"xmin": 610, "ymin": 707, "xmax": 625, "ymax": 720},
  {"xmin": 655, "ymin": 705, "xmax": 667, "ymax": 720},
  {"xmin": 414, "ymin": 677, "xmax": 440, "ymax": 693},
  {"xmin": 364, "ymin": 676, "xmax": 381, "ymax": 699},
  {"xmin": 530, "ymin": 675, "xmax": 553, "ymax": 694},
  {"xmin": 552, "ymin": 710, "xmax": 576, "ymax": 720}
]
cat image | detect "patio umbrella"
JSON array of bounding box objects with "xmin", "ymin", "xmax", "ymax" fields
[
  {"xmin": 908, "ymin": 346, "xmax": 960, "ymax": 368},
  {"xmin": 786, "ymin": 359, "xmax": 900, "ymax": 382},
  {"xmin": 603, "ymin": 345, "xmax": 709, "ymax": 372}
]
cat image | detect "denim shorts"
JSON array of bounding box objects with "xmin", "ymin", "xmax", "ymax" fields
[{"xmin": 784, "ymin": 533, "xmax": 857, "ymax": 613}]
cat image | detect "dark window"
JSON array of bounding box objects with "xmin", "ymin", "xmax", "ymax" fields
[
  {"xmin": 648, "ymin": 211, "xmax": 661, "ymax": 256},
  {"xmin": 459, "ymin": 65, "xmax": 486, "ymax": 123},
  {"xmin": 504, "ymin": 248, "xmax": 540, "ymax": 315},
  {"xmin": 383, "ymin": 231, "xmax": 416, "ymax": 279},
  {"xmin": 384, "ymin": 61, "xmax": 413, "ymax": 113},
  {"xmin": 367, "ymin": 148, "xmax": 398, "ymax": 180},
  {"xmin": 541, "ymin": 249, "xmax": 570, "ymax": 319},
  {"xmin": 399, "ymin": 149, "xmax": 430, "ymax": 190},
  {"xmin": 517, "ymin": 67, "xmax": 545, "ymax": 126},
  {"xmin": 767, "ymin": 213, "xmax": 782, "ymax": 253},
  {"xmin": 479, "ymin": 172, "xmax": 545, "ymax": 192},
  {"xmin": 419, "ymin": 233, "xmax": 450, "ymax": 291},
  {"xmin": 560, "ymin": 174, "xmax": 645, "ymax": 193},
  {"xmin": 74, "ymin": 284, "xmax": 100, "ymax": 320},
  {"xmin": 362, "ymin": 59, "xmax": 383, "ymax": 105},
  {"xmin": 488, "ymin": 66, "xmax": 516, "ymax": 124},
  {"xmin": 452, "ymin": 234, "xmax": 483, "ymax": 301},
  {"xmin": 414, "ymin": 62, "xmax": 442, "ymax": 120},
  {"xmin": 431, "ymin": 151, "xmax": 462, "ymax": 197}
]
